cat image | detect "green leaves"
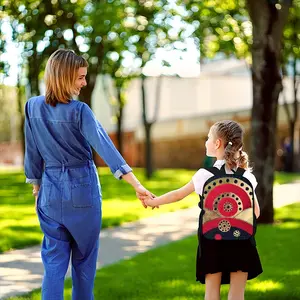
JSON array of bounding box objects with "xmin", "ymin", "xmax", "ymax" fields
[
  {"xmin": 282, "ymin": 0, "xmax": 300, "ymax": 65},
  {"xmin": 181, "ymin": 0, "xmax": 251, "ymax": 61}
]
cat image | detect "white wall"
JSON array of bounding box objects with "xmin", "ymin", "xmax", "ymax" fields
[
  {"xmin": 91, "ymin": 74, "xmax": 297, "ymax": 135},
  {"xmin": 91, "ymin": 75, "xmax": 117, "ymax": 133}
]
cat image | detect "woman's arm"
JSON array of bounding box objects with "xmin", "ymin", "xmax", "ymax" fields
[
  {"xmin": 121, "ymin": 172, "xmax": 142, "ymax": 190},
  {"xmin": 145, "ymin": 181, "xmax": 195, "ymax": 207},
  {"xmin": 79, "ymin": 103, "xmax": 132, "ymax": 180},
  {"xmin": 122, "ymin": 172, "xmax": 154, "ymax": 208},
  {"xmin": 79, "ymin": 104, "xmax": 156, "ymax": 207},
  {"xmin": 24, "ymin": 101, "xmax": 44, "ymax": 186},
  {"xmin": 254, "ymin": 194, "xmax": 260, "ymax": 219}
]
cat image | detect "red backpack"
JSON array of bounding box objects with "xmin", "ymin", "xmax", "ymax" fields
[{"xmin": 199, "ymin": 165, "xmax": 256, "ymax": 241}]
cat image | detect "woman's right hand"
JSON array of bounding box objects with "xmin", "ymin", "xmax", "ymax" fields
[{"xmin": 135, "ymin": 185, "xmax": 158, "ymax": 209}]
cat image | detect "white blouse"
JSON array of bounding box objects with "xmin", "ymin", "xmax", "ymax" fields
[{"xmin": 192, "ymin": 160, "xmax": 258, "ymax": 196}]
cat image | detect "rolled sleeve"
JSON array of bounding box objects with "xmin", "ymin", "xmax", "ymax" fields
[
  {"xmin": 113, "ymin": 164, "xmax": 132, "ymax": 179},
  {"xmin": 24, "ymin": 101, "xmax": 44, "ymax": 185},
  {"xmin": 79, "ymin": 103, "xmax": 132, "ymax": 179},
  {"xmin": 26, "ymin": 178, "xmax": 42, "ymax": 185}
]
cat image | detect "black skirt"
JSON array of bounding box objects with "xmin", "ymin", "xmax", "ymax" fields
[{"xmin": 196, "ymin": 237, "xmax": 263, "ymax": 284}]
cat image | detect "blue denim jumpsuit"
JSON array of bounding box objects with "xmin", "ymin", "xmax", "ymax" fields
[{"xmin": 24, "ymin": 96, "xmax": 132, "ymax": 300}]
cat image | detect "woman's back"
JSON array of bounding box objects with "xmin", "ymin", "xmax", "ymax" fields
[{"xmin": 25, "ymin": 95, "xmax": 92, "ymax": 166}]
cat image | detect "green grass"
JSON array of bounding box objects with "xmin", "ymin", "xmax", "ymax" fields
[
  {"xmin": 274, "ymin": 171, "xmax": 300, "ymax": 185},
  {"xmin": 1, "ymin": 167, "xmax": 300, "ymax": 254},
  {"xmin": 0, "ymin": 167, "xmax": 197, "ymax": 253},
  {"xmin": 8, "ymin": 203, "xmax": 300, "ymax": 300}
]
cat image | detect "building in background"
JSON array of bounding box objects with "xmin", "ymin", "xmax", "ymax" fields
[
  {"xmin": 92, "ymin": 59, "xmax": 299, "ymax": 170},
  {"xmin": 1, "ymin": 59, "xmax": 298, "ymax": 170}
]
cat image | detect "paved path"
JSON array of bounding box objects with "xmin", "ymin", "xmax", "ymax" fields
[{"xmin": 1, "ymin": 182, "xmax": 299, "ymax": 299}]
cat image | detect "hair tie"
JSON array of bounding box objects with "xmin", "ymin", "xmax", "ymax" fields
[{"xmin": 228, "ymin": 142, "xmax": 233, "ymax": 146}]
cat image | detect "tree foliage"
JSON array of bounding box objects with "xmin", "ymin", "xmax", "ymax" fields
[{"xmin": 181, "ymin": 0, "xmax": 295, "ymax": 223}]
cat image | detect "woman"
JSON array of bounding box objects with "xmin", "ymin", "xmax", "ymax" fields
[{"xmin": 24, "ymin": 49, "xmax": 152, "ymax": 300}]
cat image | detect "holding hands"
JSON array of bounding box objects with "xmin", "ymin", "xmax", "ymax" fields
[
  {"xmin": 121, "ymin": 172, "xmax": 157, "ymax": 208},
  {"xmin": 144, "ymin": 194, "xmax": 159, "ymax": 208},
  {"xmin": 138, "ymin": 181, "xmax": 195, "ymax": 208},
  {"xmin": 134, "ymin": 184, "xmax": 159, "ymax": 209}
]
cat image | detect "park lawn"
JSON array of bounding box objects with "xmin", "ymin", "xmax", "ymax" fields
[
  {"xmin": 8, "ymin": 203, "xmax": 300, "ymax": 300},
  {"xmin": 273, "ymin": 171, "xmax": 300, "ymax": 185},
  {"xmin": 0, "ymin": 167, "xmax": 197, "ymax": 253},
  {"xmin": 0, "ymin": 167, "xmax": 299, "ymax": 253}
]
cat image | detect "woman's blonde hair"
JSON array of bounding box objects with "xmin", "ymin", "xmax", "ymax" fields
[
  {"xmin": 45, "ymin": 49, "xmax": 88, "ymax": 106},
  {"xmin": 211, "ymin": 120, "xmax": 250, "ymax": 170}
]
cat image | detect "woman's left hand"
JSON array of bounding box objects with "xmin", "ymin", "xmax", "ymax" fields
[
  {"xmin": 35, "ymin": 195, "xmax": 38, "ymax": 212},
  {"xmin": 33, "ymin": 185, "xmax": 39, "ymax": 212}
]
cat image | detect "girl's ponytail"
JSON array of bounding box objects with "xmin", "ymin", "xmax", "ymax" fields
[
  {"xmin": 238, "ymin": 150, "xmax": 250, "ymax": 170},
  {"xmin": 212, "ymin": 120, "xmax": 252, "ymax": 171},
  {"xmin": 224, "ymin": 142, "xmax": 239, "ymax": 170}
]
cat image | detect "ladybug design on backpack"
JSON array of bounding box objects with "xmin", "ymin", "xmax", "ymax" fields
[{"xmin": 199, "ymin": 165, "xmax": 256, "ymax": 241}]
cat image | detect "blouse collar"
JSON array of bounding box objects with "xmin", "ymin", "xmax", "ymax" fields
[{"xmin": 213, "ymin": 159, "xmax": 226, "ymax": 167}]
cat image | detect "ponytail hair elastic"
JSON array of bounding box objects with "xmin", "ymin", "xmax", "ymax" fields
[{"xmin": 228, "ymin": 141, "xmax": 233, "ymax": 146}]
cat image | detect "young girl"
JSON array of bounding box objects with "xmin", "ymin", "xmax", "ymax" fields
[{"xmin": 144, "ymin": 120, "xmax": 263, "ymax": 300}]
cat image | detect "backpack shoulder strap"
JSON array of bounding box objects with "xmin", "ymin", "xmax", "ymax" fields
[
  {"xmin": 234, "ymin": 167, "xmax": 246, "ymax": 176},
  {"xmin": 204, "ymin": 164, "xmax": 228, "ymax": 176},
  {"xmin": 203, "ymin": 167, "xmax": 222, "ymax": 176},
  {"xmin": 220, "ymin": 164, "xmax": 226, "ymax": 174},
  {"xmin": 204, "ymin": 165, "xmax": 246, "ymax": 176}
]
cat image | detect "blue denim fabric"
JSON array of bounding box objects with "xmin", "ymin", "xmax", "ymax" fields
[
  {"xmin": 37, "ymin": 161, "xmax": 101, "ymax": 300},
  {"xmin": 24, "ymin": 95, "xmax": 132, "ymax": 184},
  {"xmin": 24, "ymin": 95, "xmax": 132, "ymax": 300}
]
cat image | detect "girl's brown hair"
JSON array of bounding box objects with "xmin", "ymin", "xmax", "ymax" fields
[
  {"xmin": 211, "ymin": 120, "xmax": 250, "ymax": 170},
  {"xmin": 45, "ymin": 49, "xmax": 88, "ymax": 107}
]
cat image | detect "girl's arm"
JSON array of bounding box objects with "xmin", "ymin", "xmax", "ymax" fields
[
  {"xmin": 254, "ymin": 194, "xmax": 260, "ymax": 218},
  {"xmin": 145, "ymin": 181, "xmax": 195, "ymax": 207}
]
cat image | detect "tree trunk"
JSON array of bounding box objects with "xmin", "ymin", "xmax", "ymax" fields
[
  {"xmin": 17, "ymin": 77, "xmax": 25, "ymax": 165},
  {"xmin": 283, "ymin": 58, "xmax": 299, "ymax": 172},
  {"xmin": 79, "ymin": 73, "xmax": 97, "ymax": 107},
  {"xmin": 27, "ymin": 53, "xmax": 41, "ymax": 96},
  {"xmin": 141, "ymin": 75, "xmax": 153, "ymax": 179},
  {"xmin": 290, "ymin": 121, "xmax": 296, "ymax": 171},
  {"xmin": 79, "ymin": 42, "xmax": 105, "ymax": 107},
  {"xmin": 145, "ymin": 122, "xmax": 153, "ymax": 179},
  {"xmin": 247, "ymin": 0, "xmax": 291, "ymax": 223},
  {"xmin": 116, "ymin": 87, "xmax": 124, "ymax": 155},
  {"xmin": 291, "ymin": 56, "xmax": 299, "ymax": 171}
]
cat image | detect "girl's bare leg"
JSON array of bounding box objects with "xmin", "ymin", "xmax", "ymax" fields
[
  {"xmin": 228, "ymin": 271, "xmax": 248, "ymax": 300},
  {"xmin": 205, "ymin": 272, "xmax": 222, "ymax": 300}
]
